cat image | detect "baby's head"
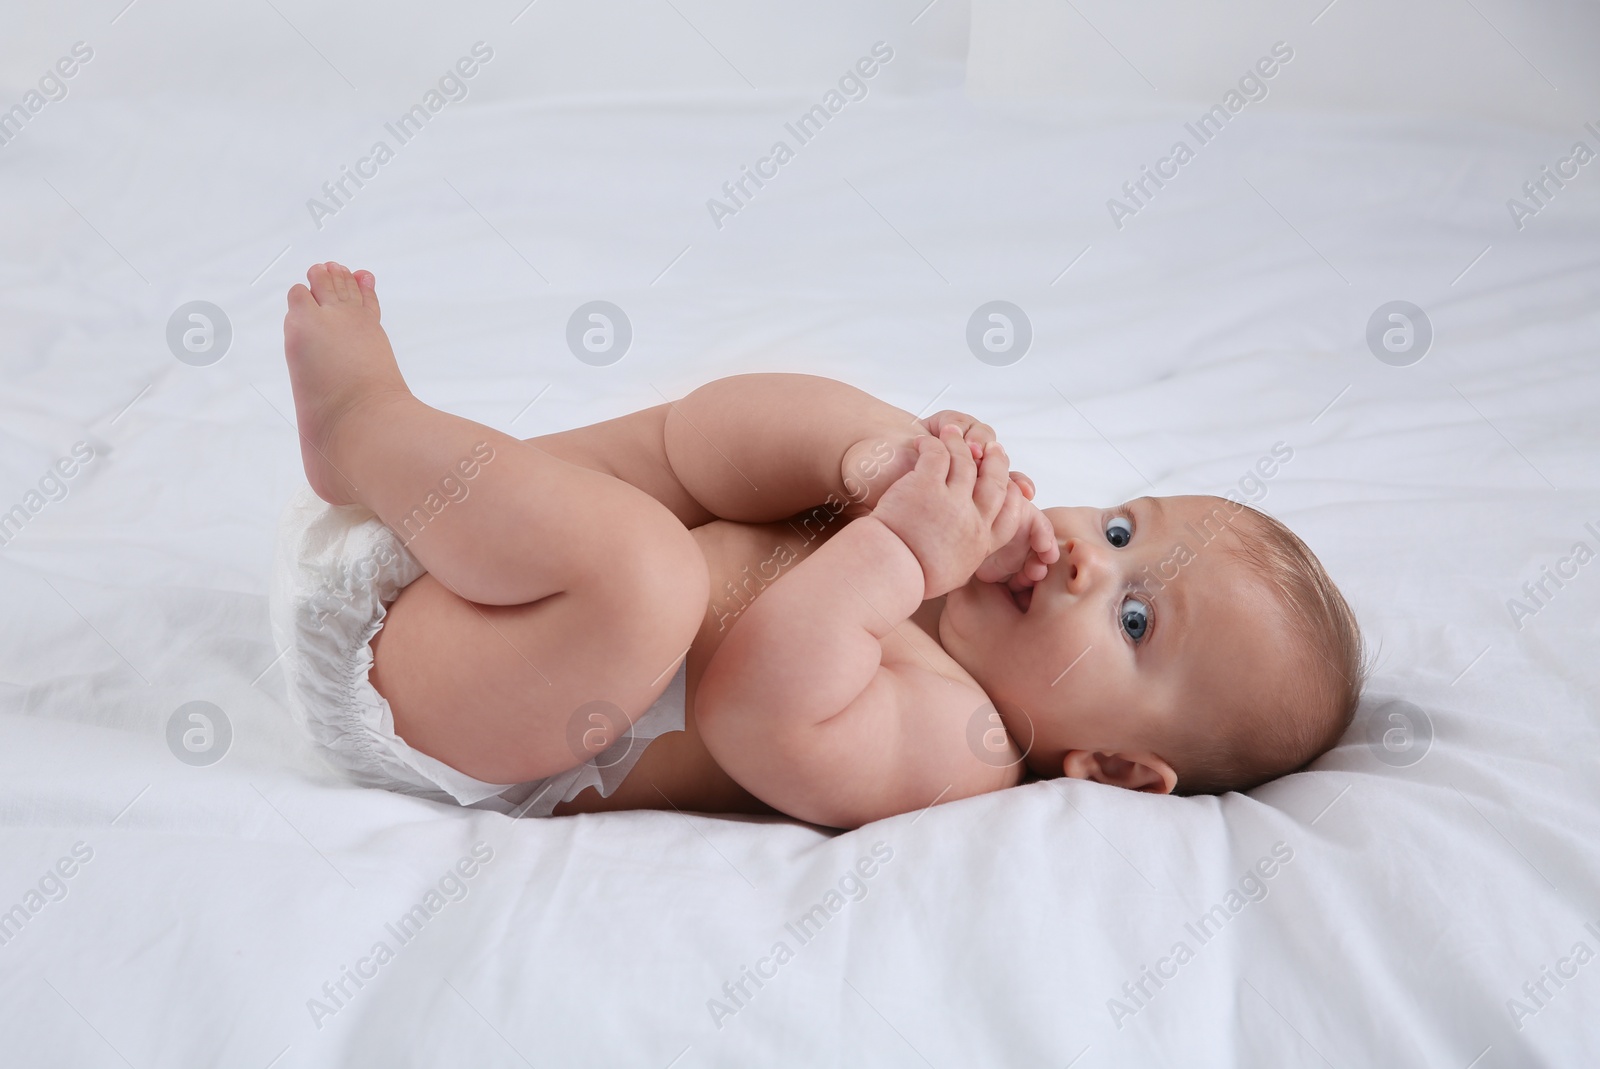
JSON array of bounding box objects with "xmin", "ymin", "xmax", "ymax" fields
[{"xmin": 941, "ymin": 495, "xmax": 1363, "ymax": 795}]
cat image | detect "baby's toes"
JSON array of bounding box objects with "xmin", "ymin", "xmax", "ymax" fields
[
  {"xmin": 326, "ymin": 261, "xmax": 362, "ymax": 303},
  {"xmin": 305, "ymin": 262, "xmax": 337, "ymax": 305},
  {"xmin": 354, "ymin": 270, "xmax": 381, "ymax": 319}
]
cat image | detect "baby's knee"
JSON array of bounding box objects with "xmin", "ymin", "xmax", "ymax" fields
[
  {"xmin": 588, "ymin": 508, "xmax": 708, "ymax": 665},
  {"xmin": 639, "ymin": 514, "xmax": 710, "ymax": 643}
]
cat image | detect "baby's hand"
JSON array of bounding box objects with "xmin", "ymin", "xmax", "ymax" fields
[
  {"xmin": 974, "ymin": 497, "xmax": 1059, "ymax": 586},
  {"xmin": 871, "ymin": 426, "xmax": 1014, "ymax": 599},
  {"xmin": 924, "ymin": 408, "xmax": 1040, "ymax": 511},
  {"xmin": 919, "ymin": 410, "xmax": 1057, "ymax": 584}
]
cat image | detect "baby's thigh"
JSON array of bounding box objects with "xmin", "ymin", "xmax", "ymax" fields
[
  {"xmin": 372, "ymin": 509, "xmax": 708, "ymax": 785},
  {"xmin": 525, "ymin": 403, "xmax": 714, "ymax": 530}
]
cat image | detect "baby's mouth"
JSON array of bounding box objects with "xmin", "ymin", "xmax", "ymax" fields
[{"xmin": 1011, "ymin": 586, "xmax": 1032, "ymax": 613}]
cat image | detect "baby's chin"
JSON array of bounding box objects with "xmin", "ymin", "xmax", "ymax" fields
[{"xmin": 940, "ymin": 580, "xmax": 1030, "ymax": 672}]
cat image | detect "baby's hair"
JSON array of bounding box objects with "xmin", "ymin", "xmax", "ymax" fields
[{"xmin": 1170, "ymin": 500, "xmax": 1366, "ymax": 796}]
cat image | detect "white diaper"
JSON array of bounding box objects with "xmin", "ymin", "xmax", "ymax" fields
[{"xmin": 267, "ymin": 485, "xmax": 686, "ymax": 817}]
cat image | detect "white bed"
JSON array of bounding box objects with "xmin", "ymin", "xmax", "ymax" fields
[{"xmin": 2, "ymin": 2, "xmax": 1597, "ymax": 1065}]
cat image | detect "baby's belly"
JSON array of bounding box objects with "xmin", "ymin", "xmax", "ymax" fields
[{"xmin": 553, "ymin": 512, "xmax": 851, "ymax": 817}]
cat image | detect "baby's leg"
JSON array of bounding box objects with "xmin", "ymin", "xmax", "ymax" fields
[
  {"xmin": 525, "ymin": 375, "xmax": 924, "ymax": 529},
  {"xmin": 284, "ymin": 263, "xmax": 706, "ymax": 783},
  {"xmin": 524, "ymin": 405, "xmax": 717, "ymax": 531},
  {"xmin": 664, "ymin": 374, "xmax": 925, "ymax": 523}
]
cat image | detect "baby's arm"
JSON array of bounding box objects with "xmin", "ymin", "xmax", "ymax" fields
[{"xmin": 694, "ymin": 427, "xmax": 1021, "ymax": 828}]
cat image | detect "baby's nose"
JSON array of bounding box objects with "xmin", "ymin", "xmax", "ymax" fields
[{"xmin": 1061, "ymin": 538, "xmax": 1101, "ymax": 594}]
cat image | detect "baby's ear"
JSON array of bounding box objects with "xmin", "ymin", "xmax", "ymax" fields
[{"xmin": 1062, "ymin": 750, "xmax": 1177, "ymax": 794}]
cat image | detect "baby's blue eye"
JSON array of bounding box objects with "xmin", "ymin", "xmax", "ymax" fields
[
  {"xmin": 1120, "ymin": 597, "xmax": 1149, "ymax": 642},
  {"xmin": 1105, "ymin": 516, "xmax": 1132, "ymax": 548}
]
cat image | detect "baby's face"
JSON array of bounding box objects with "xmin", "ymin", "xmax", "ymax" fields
[{"xmin": 940, "ymin": 495, "xmax": 1294, "ymax": 788}]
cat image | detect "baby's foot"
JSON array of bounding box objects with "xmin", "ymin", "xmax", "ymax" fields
[
  {"xmin": 283, "ymin": 262, "xmax": 410, "ymax": 506},
  {"xmin": 841, "ymin": 432, "xmax": 921, "ymax": 511}
]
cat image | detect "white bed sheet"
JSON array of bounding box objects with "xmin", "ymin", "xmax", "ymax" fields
[{"xmin": 1, "ymin": 85, "xmax": 1597, "ymax": 1067}]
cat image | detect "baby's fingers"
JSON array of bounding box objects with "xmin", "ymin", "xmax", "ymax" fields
[
  {"xmin": 942, "ymin": 425, "xmax": 978, "ymax": 490},
  {"xmin": 1028, "ymin": 508, "xmax": 1060, "ymax": 563},
  {"xmin": 1006, "ymin": 567, "xmax": 1034, "ymax": 593},
  {"xmin": 972, "ymin": 442, "xmax": 1012, "ymax": 522},
  {"xmin": 912, "ymin": 432, "xmax": 950, "ymax": 478},
  {"xmin": 1020, "ymin": 548, "xmax": 1050, "ymax": 582},
  {"xmin": 961, "ymin": 419, "xmax": 998, "ymax": 461}
]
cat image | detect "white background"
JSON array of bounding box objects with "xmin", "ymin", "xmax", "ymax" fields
[{"xmin": 1, "ymin": 3, "xmax": 1596, "ymax": 1067}]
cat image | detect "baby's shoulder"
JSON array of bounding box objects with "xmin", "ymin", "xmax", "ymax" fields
[{"xmin": 876, "ymin": 639, "xmax": 1028, "ymax": 802}]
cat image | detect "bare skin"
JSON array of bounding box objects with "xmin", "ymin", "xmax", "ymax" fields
[
  {"xmin": 284, "ymin": 262, "xmax": 709, "ymax": 784},
  {"xmin": 282, "ymin": 262, "xmax": 1042, "ymax": 799},
  {"xmin": 283, "ymin": 261, "xmax": 1300, "ymax": 828},
  {"xmin": 552, "ymin": 517, "xmax": 843, "ymax": 817}
]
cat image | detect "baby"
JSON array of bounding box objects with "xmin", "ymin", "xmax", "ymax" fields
[{"xmin": 271, "ymin": 261, "xmax": 1364, "ymax": 829}]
